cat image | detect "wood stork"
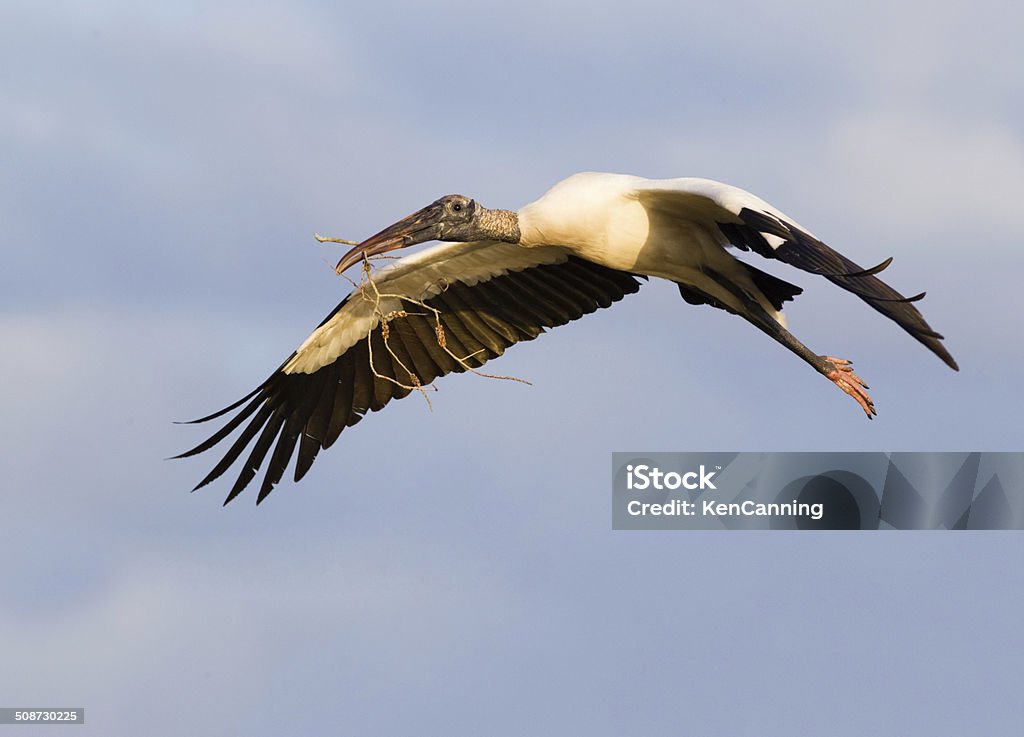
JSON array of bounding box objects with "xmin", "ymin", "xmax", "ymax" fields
[{"xmin": 178, "ymin": 172, "xmax": 958, "ymax": 504}]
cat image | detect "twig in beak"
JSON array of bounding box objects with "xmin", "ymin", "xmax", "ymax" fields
[{"xmin": 313, "ymin": 233, "xmax": 359, "ymax": 246}]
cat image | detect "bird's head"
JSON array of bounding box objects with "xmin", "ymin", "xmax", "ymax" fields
[
  {"xmin": 336, "ymin": 194, "xmax": 480, "ymax": 274},
  {"xmin": 335, "ymin": 194, "xmax": 520, "ymax": 274}
]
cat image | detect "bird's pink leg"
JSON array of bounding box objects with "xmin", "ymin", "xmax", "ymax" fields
[
  {"xmin": 822, "ymin": 356, "xmax": 875, "ymax": 418},
  {"xmin": 716, "ymin": 291, "xmax": 880, "ymax": 419}
]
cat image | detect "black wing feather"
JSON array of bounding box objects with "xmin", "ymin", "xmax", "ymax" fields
[
  {"xmin": 180, "ymin": 257, "xmax": 643, "ymax": 504},
  {"xmin": 728, "ymin": 209, "xmax": 958, "ymax": 370}
]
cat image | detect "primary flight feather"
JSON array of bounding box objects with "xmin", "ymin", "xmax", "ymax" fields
[{"xmin": 177, "ymin": 172, "xmax": 957, "ymax": 504}]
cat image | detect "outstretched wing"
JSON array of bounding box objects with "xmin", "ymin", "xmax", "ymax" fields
[
  {"xmin": 635, "ymin": 178, "xmax": 958, "ymax": 370},
  {"xmin": 177, "ymin": 242, "xmax": 644, "ymax": 504}
]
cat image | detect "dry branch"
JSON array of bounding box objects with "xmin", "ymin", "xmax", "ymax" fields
[{"xmin": 314, "ymin": 233, "xmax": 532, "ymax": 411}]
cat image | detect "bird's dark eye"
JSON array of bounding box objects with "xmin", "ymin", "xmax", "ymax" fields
[{"xmin": 452, "ymin": 203, "xmax": 462, "ymax": 212}]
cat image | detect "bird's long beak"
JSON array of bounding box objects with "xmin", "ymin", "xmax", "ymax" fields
[{"xmin": 335, "ymin": 201, "xmax": 444, "ymax": 274}]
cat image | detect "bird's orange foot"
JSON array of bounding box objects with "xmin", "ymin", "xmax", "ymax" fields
[{"xmin": 823, "ymin": 356, "xmax": 876, "ymax": 419}]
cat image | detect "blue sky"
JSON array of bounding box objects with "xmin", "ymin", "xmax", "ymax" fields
[{"xmin": 2, "ymin": 1, "xmax": 1022, "ymax": 734}]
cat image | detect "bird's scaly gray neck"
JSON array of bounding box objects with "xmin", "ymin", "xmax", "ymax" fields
[{"xmin": 477, "ymin": 208, "xmax": 521, "ymax": 244}]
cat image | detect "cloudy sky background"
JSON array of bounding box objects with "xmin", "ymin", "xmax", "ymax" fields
[{"xmin": 2, "ymin": 1, "xmax": 1022, "ymax": 734}]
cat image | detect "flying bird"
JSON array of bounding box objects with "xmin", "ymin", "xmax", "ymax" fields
[{"xmin": 178, "ymin": 172, "xmax": 958, "ymax": 504}]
